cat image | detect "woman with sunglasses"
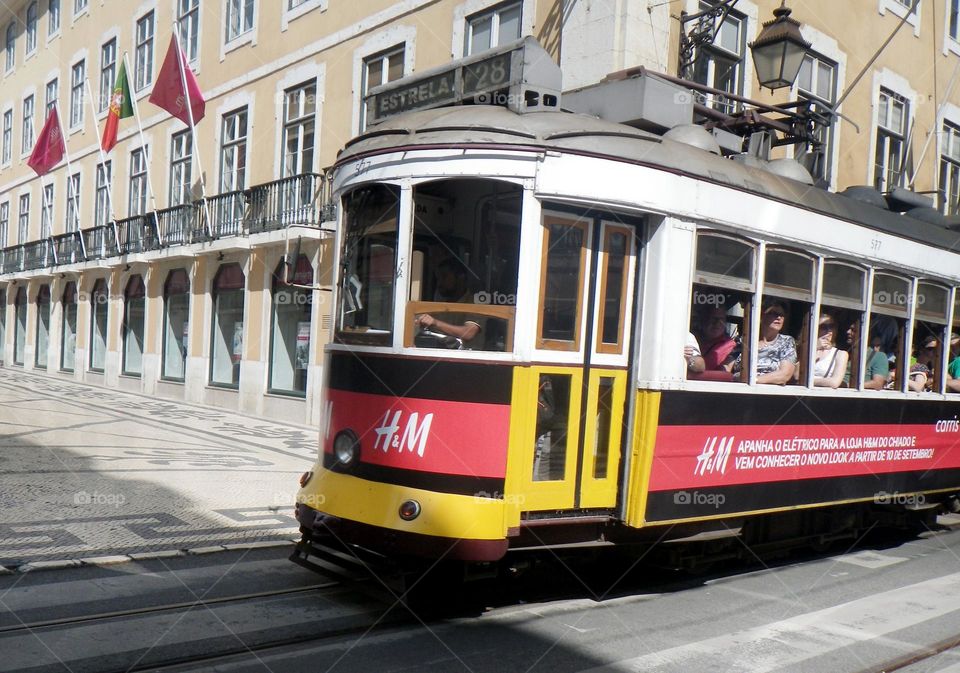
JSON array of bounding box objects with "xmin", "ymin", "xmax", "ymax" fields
[
  {"xmin": 813, "ymin": 314, "xmax": 848, "ymax": 388},
  {"xmin": 754, "ymin": 299, "xmax": 798, "ymax": 385}
]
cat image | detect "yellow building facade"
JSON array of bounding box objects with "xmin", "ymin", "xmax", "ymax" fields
[{"xmin": 0, "ymin": 0, "xmax": 956, "ymax": 425}]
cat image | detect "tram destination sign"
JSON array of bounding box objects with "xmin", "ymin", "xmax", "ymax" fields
[{"xmin": 364, "ymin": 37, "xmax": 561, "ymax": 125}]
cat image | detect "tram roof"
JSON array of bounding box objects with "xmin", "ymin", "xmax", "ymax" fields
[{"xmin": 338, "ymin": 106, "xmax": 960, "ymax": 252}]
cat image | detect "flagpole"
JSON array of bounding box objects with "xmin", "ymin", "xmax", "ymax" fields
[
  {"xmin": 53, "ymin": 102, "xmax": 87, "ymax": 260},
  {"xmin": 171, "ymin": 25, "xmax": 213, "ymax": 239},
  {"xmin": 83, "ymin": 79, "xmax": 122, "ymax": 255},
  {"xmin": 122, "ymin": 51, "xmax": 164, "ymax": 246}
]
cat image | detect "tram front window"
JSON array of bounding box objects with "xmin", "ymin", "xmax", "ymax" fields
[
  {"xmin": 407, "ymin": 179, "xmax": 521, "ymax": 352},
  {"xmin": 337, "ymin": 184, "xmax": 400, "ymax": 346}
]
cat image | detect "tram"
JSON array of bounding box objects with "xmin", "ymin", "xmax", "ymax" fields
[{"xmin": 294, "ymin": 38, "xmax": 960, "ymax": 570}]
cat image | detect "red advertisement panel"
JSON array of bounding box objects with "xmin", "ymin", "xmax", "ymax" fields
[
  {"xmin": 649, "ymin": 422, "xmax": 960, "ymax": 491},
  {"xmin": 325, "ymin": 389, "xmax": 510, "ymax": 478}
]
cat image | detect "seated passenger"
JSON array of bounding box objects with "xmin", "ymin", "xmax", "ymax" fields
[
  {"xmin": 908, "ymin": 336, "xmax": 938, "ymax": 392},
  {"xmin": 813, "ymin": 314, "xmax": 848, "ymax": 388},
  {"xmin": 696, "ymin": 305, "xmax": 738, "ymax": 372},
  {"xmin": 845, "ymin": 321, "xmax": 889, "ymax": 389},
  {"xmin": 753, "ymin": 300, "xmax": 797, "ymax": 385},
  {"xmin": 685, "ymin": 332, "xmax": 705, "ymax": 376},
  {"xmin": 415, "ymin": 258, "xmax": 481, "ymax": 344},
  {"xmin": 947, "ymin": 334, "xmax": 960, "ymax": 393}
]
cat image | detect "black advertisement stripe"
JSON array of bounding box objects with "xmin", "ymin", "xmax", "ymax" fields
[
  {"xmin": 645, "ymin": 468, "xmax": 960, "ymax": 521},
  {"xmin": 658, "ymin": 390, "xmax": 960, "ymax": 426},
  {"xmin": 323, "ymin": 453, "xmax": 505, "ymax": 498},
  {"xmin": 328, "ymin": 351, "xmax": 513, "ymax": 405}
]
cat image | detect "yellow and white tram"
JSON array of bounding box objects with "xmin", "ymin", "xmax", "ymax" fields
[{"xmin": 295, "ymin": 39, "xmax": 960, "ymax": 567}]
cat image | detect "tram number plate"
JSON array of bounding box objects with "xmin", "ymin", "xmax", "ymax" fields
[{"xmin": 463, "ymin": 53, "xmax": 513, "ymax": 96}]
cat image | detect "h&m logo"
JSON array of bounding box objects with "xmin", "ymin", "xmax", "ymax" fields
[
  {"xmin": 694, "ymin": 436, "xmax": 734, "ymax": 476},
  {"xmin": 373, "ymin": 409, "xmax": 434, "ymax": 457}
]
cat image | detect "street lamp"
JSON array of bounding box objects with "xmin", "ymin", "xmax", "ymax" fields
[{"xmin": 750, "ymin": 1, "xmax": 811, "ymax": 90}]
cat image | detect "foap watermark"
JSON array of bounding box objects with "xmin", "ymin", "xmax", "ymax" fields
[
  {"xmin": 874, "ymin": 290, "xmax": 924, "ymax": 307},
  {"xmin": 674, "ymin": 490, "xmax": 726, "ymax": 509},
  {"xmin": 692, "ymin": 291, "xmax": 726, "ymax": 307},
  {"xmin": 74, "ymin": 490, "xmax": 126, "ymax": 508},
  {"xmin": 274, "ymin": 292, "xmax": 317, "ymax": 306},
  {"xmin": 474, "ymin": 490, "xmax": 526, "ymax": 506},
  {"xmin": 474, "ymin": 290, "xmax": 516, "ymax": 305},
  {"xmin": 874, "ymin": 490, "xmax": 926, "ymax": 507}
]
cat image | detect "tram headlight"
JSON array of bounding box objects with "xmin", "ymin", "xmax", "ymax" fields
[
  {"xmin": 399, "ymin": 499, "xmax": 421, "ymax": 521},
  {"xmin": 333, "ymin": 430, "xmax": 360, "ymax": 467}
]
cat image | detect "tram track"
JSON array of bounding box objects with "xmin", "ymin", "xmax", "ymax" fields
[{"xmin": 858, "ymin": 632, "xmax": 960, "ymax": 673}]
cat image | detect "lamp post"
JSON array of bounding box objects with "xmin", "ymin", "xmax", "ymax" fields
[{"xmin": 750, "ymin": 1, "xmax": 812, "ymax": 90}]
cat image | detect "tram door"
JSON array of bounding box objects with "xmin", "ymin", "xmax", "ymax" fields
[{"xmin": 512, "ymin": 211, "xmax": 637, "ymax": 513}]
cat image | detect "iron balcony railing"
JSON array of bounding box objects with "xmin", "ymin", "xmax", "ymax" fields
[{"xmin": 0, "ymin": 172, "xmax": 334, "ymax": 276}]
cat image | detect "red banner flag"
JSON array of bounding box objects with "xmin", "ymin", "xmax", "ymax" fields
[
  {"xmin": 101, "ymin": 60, "xmax": 134, "ymax": 152},
  {"xmin": 149, "ymin": 35, "xmax": 205, "ymax": 126},
  {"xmin": 27, "ymin": 107, "xmax": 66, "ymax": 176}
]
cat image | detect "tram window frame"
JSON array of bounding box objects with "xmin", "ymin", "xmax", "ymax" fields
[
  {"xmin": 336, "ymin": 184, "xmax": 400, "ymax": 347},
  {"xmin": 761, "ymin": 247, "xmax": 816, "ymax": 386},
  {"xmin": 690, "ymin": 231, "xmax": 757, "ymax": 383},
  {"xmin": 820, "ymin": 260, "xmax": 868, "ymax": 390},
  {"xmin": 869, "ymin": 272, "xmax": 912, "ymax": 392},
  {"xmin": 948, "ymin": 290, "xmax": 960, "ymax": 393},
  {"xmin": 912, "ymin": 281, "xmax": 950, "ymax": 393},
  {"xmin": 161, "ymin": 268, "xmax": 190, "ymax": 382},
  {"xmin": 596, "ymin": 223, "xmax": 632, "ymax": 355},
  {"xmin": 34, "ymin": 284, "xmax": 50, "ymax": 369},
  {"xmin": 537, "ymin": 213, "xmax": 589, "ymax": 351},
  {"xmin": 405, "ymin": 178, "xmax": 521, "ymax": 353}
]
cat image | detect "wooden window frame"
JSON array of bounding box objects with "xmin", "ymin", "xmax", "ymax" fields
[
  {"xmin": 595, "ymin": 223, "xmax": 632, "ymax": 355},
  {"xmin": 537, "ymin": 213, "xmax": 588, "ymax": 352}
]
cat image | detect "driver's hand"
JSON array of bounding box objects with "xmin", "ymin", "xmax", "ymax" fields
[{"xmin": 417, "ymin": 314, "xmax": 435, "ymax": 329}]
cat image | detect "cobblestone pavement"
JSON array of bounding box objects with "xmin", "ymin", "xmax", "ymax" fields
[{"xmin": 0, "ymin": 368, "xmax": 317, "ymax": 569}]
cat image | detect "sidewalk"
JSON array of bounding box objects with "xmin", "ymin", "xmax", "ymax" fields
[{"xmin": 0, "ymin": 367, "xmax": 317, "ymax": 570}]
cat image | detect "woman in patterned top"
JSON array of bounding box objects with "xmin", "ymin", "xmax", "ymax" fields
[{"xmin": 756, "ymin": 299, "xmax": 798, "ymax": 385}]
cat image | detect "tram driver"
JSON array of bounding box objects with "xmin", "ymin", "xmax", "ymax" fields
[{"xmin": 414, "ymin": 258, "xmax": 482, "ymax": 344}]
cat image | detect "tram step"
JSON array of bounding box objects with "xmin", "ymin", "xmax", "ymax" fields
[{"xmin": 937, "ymin": 513, "xmax": 960, "ymax": 529}]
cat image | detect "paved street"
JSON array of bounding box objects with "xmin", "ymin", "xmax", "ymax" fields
[{"xmin": 0, "ymin": 367, "xmax": 316, "ymax": 570}]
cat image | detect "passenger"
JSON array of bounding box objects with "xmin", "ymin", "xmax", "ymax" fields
[
  {"xmin": 415, "ymin": 258, "xmax": 481, "ymax": 343},
  {"xmin": 754, "ymin": 299, "xmax": 797, "ymax": 385},
  {"xmin": 908, "ymin": 336, "xmax": 938, "ymax": 392},
  {"xmin": 946, "ymin": 334, "xmax": 960, "ymax": 393},
  {"xmin": 845, "ymin": 321, "xmax": 889, "ymax": 389},
  {"xmin": 685, "ymin": 331, "xmax": 705, "ymax": 375},
  {"xmin": 696, "ymin": 305, "xmax": 738, "ymax": 372},
  {"xmin": 813, "ymin": 314, "xmax": 848, "ymax": 388}
]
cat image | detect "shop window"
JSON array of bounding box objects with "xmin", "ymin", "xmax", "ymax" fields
[
  {"xmin": 14, "ymin": 286, "xmax": 26, "ymax": 365},
  {"xmin": 269, "ymin": 256, "xmax": 313, "ymax": 395},
  {"xmin": 162, "ymin": 269, "xmax": 190, "ymax": 381},
  {"xmin": 89, "ymin": 279, "xmax": 108, "ymax": 372},
  {"xmin": 35, "ymin": 284, "xmax": 50, "ymax": 368},
  {"xmin": 210, "ymin": 263, "xmax": 245, "ymax": 387},
  {"xmin": 61, "ymin": 282, "xmax": 77, "ymax": 372},
  {"xmin": 122, "ymin": 275, "xmax": 145, "ymax": 376},
  {"xmin": 0, "ymin": 289, "xmax": 5, "ymax": 364}
]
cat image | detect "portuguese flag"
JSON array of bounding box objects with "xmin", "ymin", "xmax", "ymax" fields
[{"xmin": 101, "ymin": 61, "xmax": 134, "ymax": 152}]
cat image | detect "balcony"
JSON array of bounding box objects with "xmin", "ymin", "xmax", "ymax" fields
[{"xmin": 0, "ymin": 172, "xmax": 334, "ymax": 276}]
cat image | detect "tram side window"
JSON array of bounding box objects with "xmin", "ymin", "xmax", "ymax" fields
[
  {"xmin": 948, "ymin": 293, "xmax": 960, "ymax": 393},
  {"xmin": 408, "ymin": 179, "xmax": 521, "ymax": 352},
  {"xmin": 755, "ymin": 249, "xmax": 814, "ymax": 386},
  {"xmin": 820, "ymin": 261, "xmax": 866, "ymax": 389},
  {"xmin": 868, "ymin": 273, "xmax": 911, "ymax": 391},
  {"xmin": 688, "ymin": 232, "xmax": 756, "ymax": 383},
  {"xmin": 337, "ymin": 184, "xmax": 400, "ymax": 347},
  {"xmin": 911, "ymin": 282, "xmax": 949, "ymax": 393}
]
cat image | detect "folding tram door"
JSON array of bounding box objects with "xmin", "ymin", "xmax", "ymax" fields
[{"xmin": 508, "ymin": 209, "xmax": 639, "ymax": 515}]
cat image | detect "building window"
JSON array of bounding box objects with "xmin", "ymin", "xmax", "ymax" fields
[
  {"xmin": 41, "ymin": 183, "xmax": 53, "ymax": 238},
  {"xmin": 13, "ymin": 287, "xmax": 26, "ymax": 366},
  {"xmin": 690, "ymin": 1, "xmax": 745, "ymax": 114},
  {"xmin": 465, "ymin": 1, "xmax": 521, "ymax": 55},
  {"xmin": 282, "ymin": 81, "xmax": 316, "ymax": 176},
  {"xmin": 360, "ymin": 46, "xmax": 403, "ymax": 130},
  {"xmin": 35, "ymin": 284, "xmax": 50, "ymax": 369},
  {"xmin": 951, "ymin": 0, "xmax": 960, "ymax": 41},
  {"xmin": 66, "ymin": 172, "xmax": 80, "ymax": 232},
  {"xmin": 796, "ymin": 52, "xmax": 838, "ymax": 185},
  {"xmin": 48, "ymin": 0, "xmax": 60, "ymax": 35},
  {"xmin": 122, "ymin": 274, "xmax": 145, "ymax": 376},
  {"xmin": 289, "ymin": 0, "xmax": 308, "ymax": 7},
  {"xmin": 25, "ymin": 3, "xmax": 38, "ymax": 54},
  {"xmin": 169, "ymin": 130, "xmax": 192, "ymax": 206},
  {"xmin": 135, "ymin": 12, "xmax": 154, "ymax": 91},
  {"xmin": 129, "ymin": 147, "xmax": 148, "ymax": 216},
  {"xmin": 21, "ymin": 96, "xmax": 34, "ymax": 154},
  {"xmin": 217, "ymin": 108, "xmax": 247, "ymax": 230},
  {"xmin": 225, "ymin": 0, "xmax": 254, "ymax": 42},
  {"xmin": 0, "ymin": 202, "xmax": 8, "ymax": 248},
  {"xmin": 70, "ymin": 59, "xmax": 85, "ymax": 128},
  {"xmin": 269, "ymin": 256, "xmax": 312, "ymax": 395},
  {"xmin": 45, "ymin": 79, "xmax": 58, "ymax": 114},
  {"xmin": 18, "ymin": 194, "xmax": 29, "ymax": 244},
  {"xmin": 941, "ymin": 122, "xmax": 960, "ymax": 214},
  {"xmin": 177, "ymin": 0, "xmax": 199, "ymax": 64},
  {"xmin": 2, "ymin": 110, "xmax": 11, "ymax": 164},
  {"xmin": 99, "ymin": 39, "xmax": 116, "ymax": 113},
  {"xmin": 5, "ymin": 22, "xmax": 15, "ymax": 72},
  {"xmin": 95, "ymin": 162, "xmax": 111, "ymax": 227},
  {"xmin": 210, "ymin": 263, "xmax": 244, "ymax": 387},
  {"xmin": 74, "ymin": 0, "xmax": 87, "ymax": 14},
  {"xmin": 89, "ymin": 279, "xmax": 107, "ymax": 372},
  {"xmin": 875, "ymin": 87, "xmax": 909, "ymax": 192},
  {"xmin": 60, "ymin": 281, "xmax": 77, "ymax": 372},
  {"xmin": 162, "ymin": 268, "xmax": 189, "ymax": 381}
]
